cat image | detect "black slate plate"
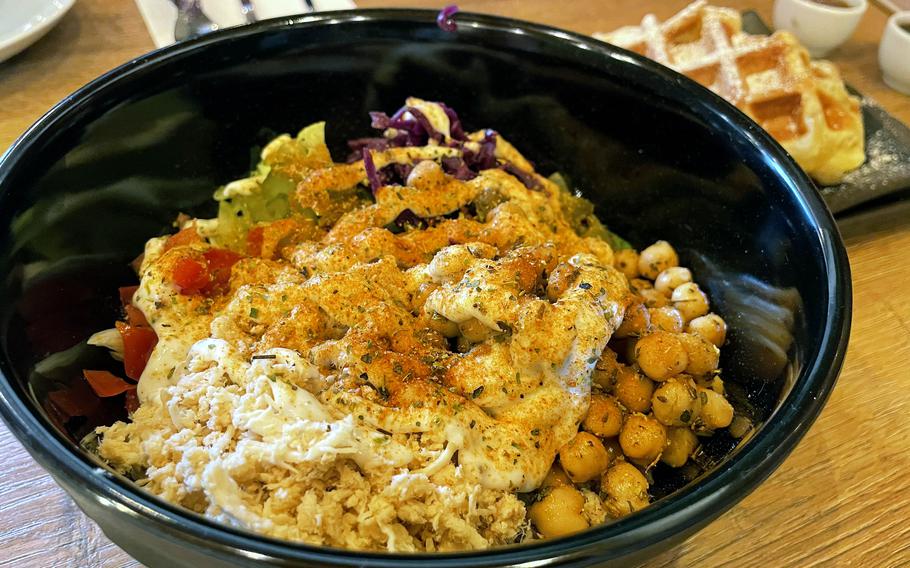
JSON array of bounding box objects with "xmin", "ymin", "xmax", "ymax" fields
[{"xmin": 743, "ymin": 11, "xmax": 910, "ymax": 214}]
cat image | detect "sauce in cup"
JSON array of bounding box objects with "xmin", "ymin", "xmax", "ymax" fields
[{"xmin": 812, "ymin": 0, "xmax": 852, "ymax": 7}]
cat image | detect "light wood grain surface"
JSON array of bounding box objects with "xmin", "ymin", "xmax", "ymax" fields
[{"xmin": 1, "ymin": 1, "xmax": 908, "ymax": 567}]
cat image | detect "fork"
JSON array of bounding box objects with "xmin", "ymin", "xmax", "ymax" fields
[
  {"xmin": 240, "ymin": 0, "xmax": 258, "ymax": 22},
  {"xmin": 171, "ymin": 0, "xmax": 218, "ymax": 42}
]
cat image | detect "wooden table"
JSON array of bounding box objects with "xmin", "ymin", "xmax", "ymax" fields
[{"xmin": 1, "ymin": 1, "xmax": 908, "ymax": 566}]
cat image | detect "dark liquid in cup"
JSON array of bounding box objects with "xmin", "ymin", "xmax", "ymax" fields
[
  {"xmin": 900, "ymin": 23, "xmax": 910, "ymax": 35},
  {"xmin": 812, "ymin": 0, "xmax": 852, "ymax": 7}
]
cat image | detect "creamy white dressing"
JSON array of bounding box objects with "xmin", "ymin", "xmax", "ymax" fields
[
  {"xmin": 405, "ymin": 97, "xmax": 452, "ymax": 141},
  {"xmin": 129, "ymin": 240, "xmax": 623, "ymax": 495}
]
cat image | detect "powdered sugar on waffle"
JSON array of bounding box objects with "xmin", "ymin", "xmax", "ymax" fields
[{"xmin": 595, "ymin": 1, "xmax": 866, "ymax": 184}]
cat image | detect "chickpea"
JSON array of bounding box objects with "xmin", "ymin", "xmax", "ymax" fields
[
  {"xmin": 696, "ymin": 387, "xmax": 734, "ymax": 431},
  {"xmin": 615, "ymin": 302, "xmax": 650, "ymax": 338},
  {"xmin": 559, "ymin": 432, "xmax": 610, "ymax": 483},
  {"xmin": 638, "ymin": 288, "xmax": 671, "ymax": 309},
  {"xmin": 504, "ymin": 254, "xmax": 545, "ymax": 295},
  {"xmin": 705, "ymin": 374, "xmax": 725, "ymax": 395},
  {"xmin": 651, "ymin": 378, "xmax": 700, "ymax": 427},
  {"xmin": 583, "ymin": 394, "xmax": 624, "ymax": 438},
  {"xmin": 687, "ymin": 313, "xmax": 727, "ymax": 347},
  {"xmin": 614, "ymin": 366, "xmax": 654, "ymax": 413},
  {"xmin": 547, "ymin": 262, "xmax": 579, "ymax": 303},
  {"xmin": 602, "ymin": 437, "xmax": 623, "ymax": 464},
  {"xmin": 648, "ymin": 306, "xmax": 684, "ymax": 333},
  {"xmin": 671, "ymin": 282, "xmax": 710, "ymax": 322},
  {"xmin": 634, "ymin": 331, "xmax": 689, "ymax": 381},
  {"xmin": 661, "ymin": 427, "xmax": 699, "ymax": 467},
  {"xmin": 592, "ymin": 349, "xmax": 621, "ymax": 390},
  {"xmin": 638, "ymin": 241, "xmax": 679, "ymax": 280},
  {"xmin": 455, "ymin": 336, "xmax": 473, "ymax": 353},
  {"xmin": 588, "ymin": 238, "xmax": 614, "ymax": 267},
  {"xmin": 425, "ymin": 242, "xmax": 474, "ymax": 283},
  {"xmin": 541, "ymin": 466, "xmax": 572, "ymax": 488},
  {"xmin": 728, "ymin": 414, "xmax": 753, "ymax": 439},
  {"xmin": 415, "ymin": 327, "xmax": 448, "ymax": 351},
  {"xmin": 629, "ymin": 278, "xmax": 653, "ymax": 294},
  {"xmin": 613, "ymin": 249, "xmax": 640, "ymax": 279},
  {"xmin": 677, "ymin": 333, "xmax": 720, "ymax": 376},
  {"xmin": 529, "ymin": 485, "xmax": 589, "ymax": 538},
  {"xmin": 426, "ymin": 312, "xmax": 458, "ymax": 338},
  {"xmin": 601, "ymin": 462, "xmax": 649, "ymax": 518},
  {"xmin": 619, "ymin": 413, "xmax": 667, "ymax": 462},
  {"xmin": 459, "ymin": 318, "xmax": 493, "ymax": 343},
  {"xmin": 654, "ymin": 267, "xmax": 692, "ymax": 296},
  {"xmin": 611, "ymin": 338, "xmax": 638, "ymax": 365}
]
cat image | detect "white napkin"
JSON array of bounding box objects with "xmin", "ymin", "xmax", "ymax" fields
[{"xmin": 135, "ymin": 0, "xmax": 357, "ymax": 48}]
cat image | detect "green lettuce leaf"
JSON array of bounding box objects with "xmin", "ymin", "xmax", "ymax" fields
[
  {"xmin": 549, "ymin": 173, "xmax": 632, "ymax": 251},
  {"xmin": 210, "ymin": 122, "xmax": 331, "ymax": 249}
]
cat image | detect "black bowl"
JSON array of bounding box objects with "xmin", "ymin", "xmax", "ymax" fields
[{"xmin": 0, "ymin": 9, "xmax": 850, "ymax": 567}]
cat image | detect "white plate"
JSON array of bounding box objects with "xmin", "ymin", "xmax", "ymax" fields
[{"xmin": 0, "ymin": 0, "xmax": 77, "ymax": 64}]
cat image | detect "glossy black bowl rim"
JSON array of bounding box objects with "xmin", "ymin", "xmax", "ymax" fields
[{"xmin": 0, "ymin": 9, "xmax": 851, "ymax": 566}]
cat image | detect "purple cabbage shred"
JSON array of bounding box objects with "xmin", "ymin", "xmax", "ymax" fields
[
  {"xmin": 393, "ymin": 209, "xmax": 430, "ymax": 231},
  {"xmin": 362, "ymin": 148, "xmax": 381, "ymax": 194},
  {"xmin": 501, "ymin": 162, "xmax": 541, "ymax": 190},
  {"xmin": 380, "ymin": 163, "xmax": 415, "ymax": 187},
  {"xmin": 439, "ymin": 102, "xmax": 467, "ymax": 141},
  {"xmin": 437, "ymin": 5, "xmax": 459, "ymax": 33},
  {"xmin": 349, "ymin": 101, "xmax": 541, "ymax": 191},
  {"xmin": 463, "ymin": 129, "xmax": 498, "ymax": 171},
  {"xmin": 441, "ymin": 157, "xmax": 477, "ymax": 181},
  {"xmin": 348, "ymin": 137, "xmax": 391, "ymax": 155}
]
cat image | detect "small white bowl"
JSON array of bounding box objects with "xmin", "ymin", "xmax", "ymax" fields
[
  {"xmin": 879, "ymin": 12, "xmax": 910, "ymax": 95},
  {"xmin": 0, "ymin": 0, "xmax": 77, "ymax": 64},
  {"xmin": 773, "ymin": 0, "xmax": 867, "ymax": 57}
]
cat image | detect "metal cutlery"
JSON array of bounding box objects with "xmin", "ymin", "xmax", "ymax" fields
[
  {"xmin": 171, "ymin": 0, "xmax": 318, "ymax": 43},
  {"xmin": 240, "ymin": 0, "xmax": 258, "ymax": 22},
  {"xmin": 171, "ymin": 0, "xmax": 218, "ymax": 42}
]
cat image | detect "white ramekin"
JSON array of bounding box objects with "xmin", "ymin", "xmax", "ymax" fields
[
  {"xmin": 773, "ymin": 0, "xmax": 868, "ymax": 57},
  {"xmin": 879, "ymin": 12, "xmax": 910, "ymax": 95}
]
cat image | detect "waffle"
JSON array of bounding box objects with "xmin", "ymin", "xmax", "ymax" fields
[{"xmin": 595, "ymin": 1, "xmax": 864, "ymax": 184}]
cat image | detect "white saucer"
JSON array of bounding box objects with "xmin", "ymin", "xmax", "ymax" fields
[{"xmin": 0, "ymin": 0, "xmax": 77, "ymax": 65}]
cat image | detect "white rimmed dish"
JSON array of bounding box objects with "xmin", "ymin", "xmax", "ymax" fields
[
  {"xmin": 773, "ymin": 0, "xmax": 867, "ymax": 57},
  {"xmin": 879, "ymin": 12, "xmax": 910, "ymax": 95},
  {"xmin": 0, "ymin": 0, "xmax": 77, "ymax": 65}
]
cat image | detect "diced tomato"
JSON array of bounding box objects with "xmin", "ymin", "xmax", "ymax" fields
[
  {"xmin": 124, "ymin": 389, "xmax": 140, "ymax": 414},
  {"xmin": 247, "ymin": 226, "xmax": 264, "ymax": 257},
  {"xmin": 116, "ymin": 321, "xmax": 158, "ymax": 379},
  {"xmin": 163, "ymin": 225, "xmax": 203, "ymax": 252},
  {"xmin": 172, "ymin": 257, "xmax": 210, "ymax": 294},
  {"xmin": 118, "ymin": 285, "xmax": 150, "ymax": 326},
  {"xmin": 170, "ymin": 248, "xmax": 242, "ymax": 296},
  {"xmin": 47, "ymin": 382, "xmax": 101, "ymax": 418},
  {"xmin": 118, "ymin": 285, "xmax": 139, "ymax": 307},
  {"xmin": 202, "ymin": 249, "xmax": 243, "ymax": 293},
  {"xmin": 82, "ymin": 370, "xmax": 136, "ymax": 397},
  {"xmin": 124, "ymin": 304, "xmax": 150, "ymax": 328}
]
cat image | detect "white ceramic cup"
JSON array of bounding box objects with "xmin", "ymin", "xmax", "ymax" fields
[
  {"xmin": 879, "ymin": 12, "xmax": 910, "ymax": 95},
  {"xmin": 773, "ymin": 0, "xmax": 868, "ymax": 57}
]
